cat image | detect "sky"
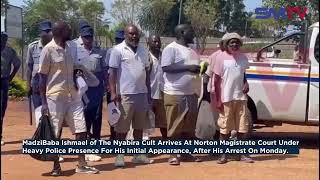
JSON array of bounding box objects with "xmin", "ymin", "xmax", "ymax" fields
[{"xmin": 2, "ymin": 0, "xmax": 262, "ymax": 31}]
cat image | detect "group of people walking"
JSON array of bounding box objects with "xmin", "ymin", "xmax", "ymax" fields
[{"xmin": 1, "ymin": 19, "xmax": 253, "ymax": 176}]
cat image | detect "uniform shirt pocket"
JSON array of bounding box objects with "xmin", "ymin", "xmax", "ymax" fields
[
  {"xmin": 83, "ymin": 54, "xmax": 102, "ymax": 72},
  {"xmin": 32, "ymin": 53, "xmax": 41, "ymax": 64},
  {"xmin": 51, "ymin": 52, "xmax": 65, "ymax": 70}
]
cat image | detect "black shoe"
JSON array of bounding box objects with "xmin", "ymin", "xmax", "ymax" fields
[
  {"xmin": 240, "ymin": 155, "xmax": 254, "ymax": 163},
  {"xmin": 217, "ymin": 154, "xmax": 228, "ymax": 164},
  {"xmin": 180, "ymin": 154, "xmax": 202, "ymax": 162},
  {"xmin": 50, "ymin": 168, "xmax": 62, "ymax": 176}
]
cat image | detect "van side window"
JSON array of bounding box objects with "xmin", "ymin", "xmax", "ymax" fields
[{"xmin": 315, "ymin": 35, "xmax": 319, "ymax": 63}]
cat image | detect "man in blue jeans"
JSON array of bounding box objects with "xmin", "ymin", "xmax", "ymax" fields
[{"xmin": 1, "ymin": 32, "xmax": 21, "ymax": 145}]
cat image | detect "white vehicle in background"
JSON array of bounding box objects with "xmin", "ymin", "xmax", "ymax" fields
[{"xmin": 245, "ymin": 22, "xmax": 319, "ymax": 133}]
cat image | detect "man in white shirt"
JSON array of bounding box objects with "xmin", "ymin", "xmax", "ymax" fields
[
  {"xmin": 148, "ymin": 35, "xmax": 167, "ymax": 139},
  {"xmin": 109, "ymin": 24, "xmax": 153, "ymax": 167},
  {"xmin": 161, "ymin": 24, "xmax": 202, "ymax": 165}
]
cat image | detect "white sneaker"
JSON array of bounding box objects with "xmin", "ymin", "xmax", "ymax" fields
[
  {"xmin": 58, "ymin": 156, "xmax": 64, "ymax": 162},
  {"xmin": 85, "ymin": 154, "xmax": 102, "ymax": 162},
  {"xmin": 1, "ymin": 140, "xmax": 4, "ymax": 146}
]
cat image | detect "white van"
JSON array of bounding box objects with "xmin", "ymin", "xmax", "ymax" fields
[{"xmin": 246, "ymin": 22, "xmax": 319, "ymax": 130}]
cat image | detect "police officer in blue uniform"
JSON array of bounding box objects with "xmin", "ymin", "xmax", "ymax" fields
[
  {"xmin": 1, "ymin": 32, "xmax": 21, "ymax": 145},
  {"xmin": 26, "ymin": 20, "xmax": 53, "ymax": 108},
  {"xmin": 74, "ymin": 20, "xmax": 108, "ymax": 148}
]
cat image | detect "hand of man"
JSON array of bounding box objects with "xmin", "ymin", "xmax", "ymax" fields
[
  {"xmin": 188, "ymin": 65, "xmax": 201, "ymax": 74},
  {"xmin": 243, "ymin": 82, "xmax": 249, "ymax": 94},
  {"xmin": 147, "ymin": 94, "xmax": 152, "ymax": 106},
  {"xmin": 27, "ymin": 85, "xmax": 32, "ymax": 97},
  {"xmin": 41, "ymin": 103, "xmax": 49, "ymax": 116}
]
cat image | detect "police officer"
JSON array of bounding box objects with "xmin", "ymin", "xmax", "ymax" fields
[
  {"xmin": 26, "ymin": 20, "xmax": 53, "ymax": 109},
  {"xmin": 1, "ymin": 32, "xmax": 21, "ymax": 145},
  {"xmin": 105, "ymin": 29, "xmax": 124, "ymax": 140},
  {"xmin": 73, "ymin": 20, "xmax": 108, "ymax": 162}
]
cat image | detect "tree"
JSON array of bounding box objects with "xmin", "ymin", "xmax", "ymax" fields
[
  {"xmin": 184, "ymin": 0, "xmax": 218, "ymax": 54},
  {"xmin": 214, "ymin": 0, "xmax": 248, "ymax": 36},
  {"xmin": 1, "ymin": 0, "xmax": 8, "ymax": 15},
  {"xmin": 138, "ymin": 0, "xmax": 175, "ymax": 35},
  {"xmin": 110, "ymin": 0, "xmax": 144, "ymax": 25},
  {"xmin": 249, "ymin": 16, "xmax": 280, "ymax": 38},
  {"xmin": 79, "ymin": 0, "xmax": 105, "ymax": 31},
  {"xmin": 23, "ymin": 0, "xmax": 105, "ymax": 44},
  {"xmin": 162, "ymin": 1, "xmax": 187, "ymax": 36},
  {"xmin": 96, "ymin": 18, "xmax": 112, "ymax": 47}
]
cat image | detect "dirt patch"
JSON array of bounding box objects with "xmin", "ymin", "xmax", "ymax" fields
[{"xmin": 1, "ymin": 101, "xmax": 319, "ymax": 180}]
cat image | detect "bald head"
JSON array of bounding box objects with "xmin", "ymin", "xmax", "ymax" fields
[
  {"xmin": 174, "ymin": 24, "xmax": 195, "ymax": 44},
  {"xmin": 124, "ymin": 24, "xmax": 140, "ymax": 47},
  {"xmin": 52, "ymin": 21, "xmax": 71, "ymax": 41}
]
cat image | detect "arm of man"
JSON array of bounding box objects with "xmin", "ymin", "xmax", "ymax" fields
[
  {"xmin": 145, "ymin": 57, "xmax": 151, "ymax": 104},
  {"xmin": 26, "ymin": 45, "xmax": 34, "ymax": 95},
  {"xmin": 161, "ymin": 47, "xmax": 200, "ymax": 74},
  {"xmin": 108, "ymin": 48, "xmax": 121, "ymax": 103},
  {"xmin": 214, "ymin": 74, "xmax": 223, "ymax": 112},
  {"xmin": 242, "ymin": 55, "xmax": 250, "ymax": 94},
  {"xmin": 204, "ymin": 54, "xmax": 215, "ymax": 83},
  {"xmin": 9, "ymin": 48, "xmax": 21, "ymax": 82},
  {"xmin": 100, "ymin": 49, "xmax": 109, "ymax": 91},
  {"xmin": 243, "ymin": 73, "xmax": 249, "ymax": 94},
  {"xmin": 109, "ymin": 68, "xmax": 118, "ymax": 102},
  {"xmin": 213, "ymin": 58, "xmax": 224, "ymax": 112},
  {"xmin": 38, "ymin": 47, "xmax": 51, "ymax": 115}
]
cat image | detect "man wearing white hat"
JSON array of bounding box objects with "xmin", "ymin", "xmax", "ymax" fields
[{"xmin": 213, "ymin": 32, "xmax": 254, "ymax": 164}]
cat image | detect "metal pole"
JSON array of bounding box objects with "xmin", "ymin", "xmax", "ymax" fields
[
  {"xmin": 20, "ymin": 7, "xmax": 24, "ymax": 80},
  {"xmin": 245, "ymin": 20, "xmax": 247, "ymax": 37},
  {"xmin": 178, "ymin": 0, "xmax": 183, "ymax": 25}
]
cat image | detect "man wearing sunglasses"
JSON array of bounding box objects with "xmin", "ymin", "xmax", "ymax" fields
[{"xmin": 213, "ymin": 32, "xmax": 254, "ymax": 164}]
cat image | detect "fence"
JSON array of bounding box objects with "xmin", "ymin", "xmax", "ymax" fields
[{"xmin": 10, "ymin": 36, "xmax": 297, "ymax": 80}]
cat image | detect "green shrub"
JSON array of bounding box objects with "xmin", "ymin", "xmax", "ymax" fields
[{"xmin": 9, "ymin": 77, "xmax": 28, "ymax": 98}]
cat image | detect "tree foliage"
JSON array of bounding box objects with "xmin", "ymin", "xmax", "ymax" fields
[
  {"xmin": 138, "ymin": 0, "xmax": 175, "ymax": 35},
  {"xmin": 214, "ymin": 0, "xmax": 248, "ymax": 36},
  {"xmin": 23, "ymin": 0, "xmax": 106, "ymax": 44},
  {"xmin": 110, "ymin": 0, "xmax": 143, "ymax": 25},
  {"xmin": 184, "ymin": 0, "xmax": 218, "ymax": 54},
  {"xmin": 1, "ymin": 0, "xmax": 8, "ymax": 15},
  {"xmin": 249, "ymin": 16, "xmax": 283, "ymax": 38}
]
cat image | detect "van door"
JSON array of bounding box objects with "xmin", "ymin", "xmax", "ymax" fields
[{"xmin": 307, "ymin": 27, "xmax": 319, "ymax": 124}]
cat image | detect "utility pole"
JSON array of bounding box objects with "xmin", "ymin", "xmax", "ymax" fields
[
  {"xmin": 245, "ymin": 20, "xmax": 247, "ymax": 37},
  {"xmin": 178, "ymin": 0, "xmax": 183, "ymax": 25}
]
